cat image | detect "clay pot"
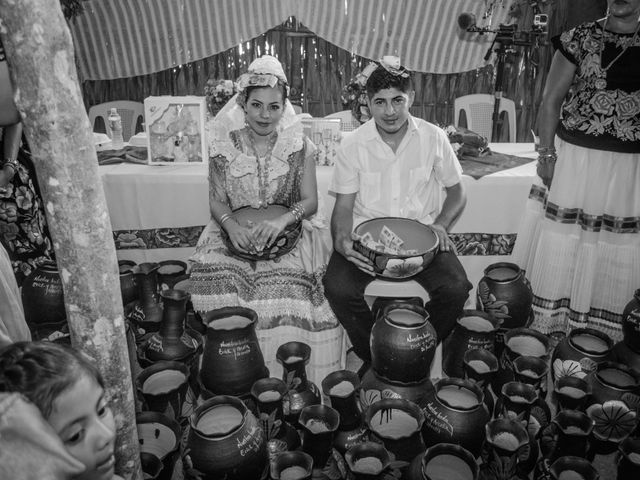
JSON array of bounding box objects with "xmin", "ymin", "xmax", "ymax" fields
[
  {"xmin": 298, "ymin": 404, "xmax": 340, "ymax": 470},
  {"xmin": 513, "ymin": 355, "xmax": 549, "ymax": 394},
  {"xmin": 157, "ymin": 260, "xmax": 188, "ymax": 291},
  {"xmin": 129, "ymin": 262, "xmax": 163, "ymax": 337},
  {"xmin": 186, "ymin": 395, "xmax": 267, "ymax": 480},
  {"xmin": 364, "ymin": 398, "xmax": 426, "ymax": 463},
  {"xmin": 140, "ymin": 289, "xmax": 200, "ymax": 364},
  {"xmin": 421, "ymin": 378, "xmax": 490, "ymax": 458},
  {"xmin": 463, "ymin": 348, "xmax": 498, "ymax": 417},
  {"xmin": 359, "ymin": 368, "xmax": 435, "ymax": 411},
  {"xmin": 321, "ymin": 370, "xmax": 368, "ymax": 454},
  {"xmin": 551, "ymin": 328, "xmax": 613, "ymax": 382},
  {"xmin": 118, "ymin": 260, "xmax": 138, "ymax": 307},
  {"xmin": 546, "ymin": 409, "xmax": 593, "ymax": 462},
  {"xmin": 612, "ymin": 340, "xmax": 640, "ymax": 377},
  {"xmin": 406, "ymin": 443, "xmax": 478, "ymax": 480},
  {"xmin": 136, "ymin": 411, "xmax": 182, "ymax": 480},
  {"xmin": 496, "ymin": 380, "xmax": 551, "ymax": 446},
  {"xmin": 199, "ymin": 306, "xmax": 268, "ymax": 397},
  {"xmin": 618, "ymin": 437, "xmax": 640, "ymax": 478},
  {"xmin": 549, "ymin": 456, "xmax": 599, "ymax": 480},
  {"xmin": 370, "ymin": 296, "xmax": 423, "ymax": 323},
  {"xmin": 586, "ymin": 361, "xmax": 640, "ymax": 406},
  {"xmin": 442, "ymin": 309, "xmax": 501, "ymax": 378},
  {"xmin": 370, "ymin": 302, "xmax": 437, "ymax": 383},
  {"xmin": 271, "ymin": 451, "xmax": 314, "ymax": 480},
  {"xmin": 345, "ymin": 442, "xmax": 392, "ymax": 480},
  {"xmin": 479, "ymin": 417, "xmax": 530, "ymax": 480},
  {"xmin": 250, "ymin": 377, "xmax": 300, "ymax": 458},
  {"xmin": 553, "ymin": 376, "xmax": 592, "ymax": 412},
  {"xmin": 476, "ymin": 262, "xmax": 533, "ymax": 357},
  {"xmin": 623, "ymin": 289, "xmax": 640, "ymax": 353},
  {"xmin": 21, "ymin": 261, "xmax": 66, "ymax": 327},
  {"xmin": 276, "ymin": 341, "xmax": 321, "ymax": 425},
  {"xmin": 140, "ymin": 452, "xmax": 163, "ymax": 480},
  {"xmin": 136, "ymin": 360, "xmax": 190, "ymax": 421},
  {"xmin": 493, "ymin": 327, "xmax": 550, "ymax": 394}
]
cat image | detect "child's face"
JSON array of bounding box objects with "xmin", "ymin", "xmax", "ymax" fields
[
  {"xmin": 367, "ymin": 87, "xmax": 414, "ymax": 135},
  {"xmin": 47, "ymin": 374, "xmax": 116, "ymax": 480}
]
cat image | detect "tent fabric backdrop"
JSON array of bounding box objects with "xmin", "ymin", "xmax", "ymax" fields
[{"xmin": 70, "ymin": 0, "xmax": 511, "ymax": 80}]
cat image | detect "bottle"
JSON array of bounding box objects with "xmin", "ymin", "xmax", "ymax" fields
[{"xmin": 108, "ymin": 108, "xmax": 124, "ymax": 149}]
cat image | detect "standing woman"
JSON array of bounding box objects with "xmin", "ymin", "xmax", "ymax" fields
[
  {"xmin": 514, "ymin": 0, "xmax": 640, "ymax": 340},
  {"xmin": 188, "ymin": 56, "xmax": 343, "ymax": 384},
  {"xmin": 0, "ymin": 39, "xmax": 55, "ymax": 285}
]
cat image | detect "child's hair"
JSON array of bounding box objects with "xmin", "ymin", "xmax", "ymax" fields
[
  {"xmin": 366, "ymin": 66, "xmax": 413, "ymax": 97},
  {"xmin": 0, "ymin": 341, "xmax": 104, "ymax": 418}
]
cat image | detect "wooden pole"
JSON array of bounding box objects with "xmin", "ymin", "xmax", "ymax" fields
[{"xmin": 0, "ymin": 1, "xmax": 142, "ymax": 478}]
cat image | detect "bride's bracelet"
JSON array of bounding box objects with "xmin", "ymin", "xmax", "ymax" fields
[
  {"xmin": 537, "ymin": 146, "xmax": 557, "ymax": 164},
  {"xmin": 219, "ymin": 212, "xmax": 234, "ymax": 227},
  {"xmin": 289, "ymin": 202, "xmax": 305, "ymax": 222}
]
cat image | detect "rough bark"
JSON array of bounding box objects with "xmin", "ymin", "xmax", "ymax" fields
[{"xmin": 0, "ymin": 1, "xmax": 142, "ymax": 479}]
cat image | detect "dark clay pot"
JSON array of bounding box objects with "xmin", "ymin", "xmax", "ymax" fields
[
  {"xmin": 129, "ymin": 262, "xmax": 163, "ymax": 337},
  {"xmin": 549, "ymin": 456, "xmax": 599, "ymax": 480},
  {"xmin": 421, "ymin": 378, "xmax": 491, "ymax": 458},
  {"xmin": 298, "ymin": 404, "xmax": 341, "ymax": 470},
  {"xmin": 136, "ymin": 360, "xmax": 190, "ymax": 421},
  {"xmin": 618, "ymin": 437, "xmax": 640, "ymax": 478},
  {"xmin": 551, "ymin": 328, "xmax": 613, "ymax": 382},
  {"xmin": 250, "ymin": 377, "xmax": 300, "ymax": 459},
  {"xmin": 277, "ymin": 341, "xmax": 321, "ymax": 425},
  {"xmin": 118, "ymin": 260, "xmax": 138, "ymax": 307},
  {"xmin": 463, "ymin": 348, "xmax": 498, "ymax": 417},
  {"xmin": 623, "ymin": 289, "xmax": 640, "ymax": 353},
  {"xmin": 442, "ymin": 309, "xmax": 501, "ymax": 379},
  {"xmin": 543, "ymin": 409, "xmax": 594, "ymax": 463},
  {"xmin": 553, "ymin": 376, "xmax": 592, "ymax": 412},
  {"xmin": 141, "ymin": 289, "xmax": 200, "ymax": 364},
  {"xmin": 370, "ymin": 296, "xmax": 423, "ymax": 323},
  {"xmin": 586, "ymin": 360, "xmax": 640, "ymax": 406},
  {"xmin": 364, "ymin": 398, "xmax": 426, "ymax": 463},
  {"xmin": 612, "ymin": 340, "xmax": 640, "ymax": 378},
  {"xmin": 370, "ymin": 302, "xmax": 437, "ymax": 384},
  {"xmin": 186, "ymin": 395, "xmax": 267, "ymax": 480},
  {"xmin": 493, "ymin": 327, "xmax": 550, "ymax": 395},
  {"xmin": 270, "ymin": 451, "xmax": 314, "ymax": 480},
  {"xmin": 476, "ymin": 262, "xmax": 533, "ymax": 357},
  {"xmin": 513, "ymin": 355, "xmax": 549, "ymax": 394},
  {"xmin": 359, "ymin": 367, "xmax": 435, "ymax": 411},
  {"xmin": 21, "ymin": 261, "xmax": 66, "ymax": 327},
  {"xmin": 321, "ymin": 370, "xmax": 368, "ymax": 454},
  {"xmin": 406, "ymin": 443, "xmax": 478, "ymax": 480},
  {"xmin": 345, "ymin": 442, "xmax": 392, "ymax": 480},
  {"xmin": 479, "ymin": 417, "xmax": 530, "ymax": 480},
  {"xmin": 136, "ymin": 411, "xmax": 182, "ymax": 480},
  {"xmin": 157, "ymin": 260, "xmax": 188, "ymax": 291},
  {"xmin": 200, "ymin": 306, "xmax": 268, "ymax": 397}
]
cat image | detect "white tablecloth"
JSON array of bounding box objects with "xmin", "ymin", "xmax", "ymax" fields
[{"xmin": 100, "ymin": 143, "xmax": 538, "ymax": 303}]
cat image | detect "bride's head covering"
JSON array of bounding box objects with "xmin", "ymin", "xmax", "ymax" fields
[
  {"xmin": 212, "ymin": 55, "xmax": 298, "ymax": 134},
  {"xmin": 209, "ymin": 55, "xmax": 302, "ymax": 159}
]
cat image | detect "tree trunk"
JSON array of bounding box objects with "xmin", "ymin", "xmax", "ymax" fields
[{"xmin": 0, "ymin": 1, "xmax": 142, "ymax": 478}]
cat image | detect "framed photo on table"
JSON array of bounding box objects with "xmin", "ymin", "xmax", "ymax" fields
[
  {"xmin": 144, "ymin": 96, "xmax": 207, "ymax": 165},
  {"xmin": 301, "ymin": 118, "xmax": 341, "ymax": 166}
]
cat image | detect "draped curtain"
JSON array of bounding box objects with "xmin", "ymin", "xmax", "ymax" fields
[{"xmin": 76, "ymin": 0, "xmax": 593, "ymax": 142}]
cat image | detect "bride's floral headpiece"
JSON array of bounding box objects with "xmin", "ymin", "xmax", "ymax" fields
[{"xmin": 236, "ymin": 55, "xmax": 290, "ymax": 96}]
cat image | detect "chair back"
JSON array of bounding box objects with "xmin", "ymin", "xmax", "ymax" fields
[
  {"xmin": 454, "ymin": 94, "xmax": 516, "ymax": 142},
  {"xmin": 88, "ymin": 100, "xmax": 144, "ymax": 142},
  {"xmin": 324, "ymin": 110, "xmax": 361, "ymax": 132}
]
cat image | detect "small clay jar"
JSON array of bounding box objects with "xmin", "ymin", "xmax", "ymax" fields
[
  {"xmin": 551, "ymin": 327, "xmax": 613, "ymax": 382},
  {"xmin": 344, "ymin": 442, "xmax": 392, "ymax": 480},
  {"xmin": 298, "ymin": 404, "xmax": 340, "ymax": 471},
  {"xmin": 406, "ymin": 443, "xmax": 478, "ymax": 480},
  {"xmin": 622, "ymin": 289, "xmax": 640, "ymax": 353},
  {"xmin": 277, "ymin": 341, "xmax": 321, "ymax": 425}
]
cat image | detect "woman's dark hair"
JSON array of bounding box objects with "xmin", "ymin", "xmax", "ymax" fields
[
  {"xmin": 239, "ymin": 78, "xmax": 289, "ymax": 107},
  {"xmin": 0, "ymin": 341, "xmax": 104, "ymax": 418},
  {"xmin": 365, "ymin": 66, "xmax": 413, "ymax": 97}
]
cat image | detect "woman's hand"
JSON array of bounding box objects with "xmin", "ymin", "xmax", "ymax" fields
[
  {"xmin": 224, "ymin": 221, "xmax": 258, "ymax": 253},
  {"xmin": 251, "ymin": 216, "xmax": 289, "ymax": 252},
  {"xmin": 536, "ymin": 156, "xmax": 556, "ymax": 189}
]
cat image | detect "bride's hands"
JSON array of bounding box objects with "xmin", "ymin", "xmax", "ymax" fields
[
  {"xmin": 224, "ymin": 221, "xmax": 257, "ymax": 253},
  {"xmin": 250, "ymin": 216, "xmax": 289, "ymax": 252}
]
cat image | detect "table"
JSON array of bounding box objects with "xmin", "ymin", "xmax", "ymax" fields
[{"xmin": 100, "ymin": 143, "xmax": 538, "ymax": 303}]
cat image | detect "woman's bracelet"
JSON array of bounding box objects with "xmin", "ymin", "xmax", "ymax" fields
[
  {"xmin": 289, "ymin": 202, "xmax": 305, "ymax": 222},
  {"xmin": 219, "ymin": 212, "xmax": 233, "ymax": 227},
  {"xmin": 2, "ymin": 158, "xmax": 18, "ymax": 172}
]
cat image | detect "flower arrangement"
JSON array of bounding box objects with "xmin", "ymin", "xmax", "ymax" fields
[
  {"xmin": 204, "ymin": 79, "xmax": 237, "ymax": 117},
  {"xmin": 340, "ymin": 62, "xmax": 378, "ymax": 124}
]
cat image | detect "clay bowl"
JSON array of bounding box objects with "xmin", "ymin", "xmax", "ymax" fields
[
  {"xmin": 352, "ymin": 217, "xmax": 438, "ymax": 279},
  {"xmin": 221, "ymin": 204, "xmax": 302, "ymax": 261}
]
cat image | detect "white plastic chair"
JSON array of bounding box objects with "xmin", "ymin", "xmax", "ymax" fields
[
  {"xmin": 88, "ymin": 100, "xmax": 144, "ymax": 142},
  {"xmin": 324, "ymin": 110, "xmax": 361, "ymax": 132},
  {"xmin": 454, "ymin": 94, "xmax": 516, "ymax": 142}
]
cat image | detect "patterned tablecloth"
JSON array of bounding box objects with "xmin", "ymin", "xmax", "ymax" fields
[{"xmin": 98, "ymin": 143, "xmax": 537, "ymax": 303}]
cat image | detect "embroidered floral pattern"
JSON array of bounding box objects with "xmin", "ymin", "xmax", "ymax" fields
[
  {"xmin": 558, "ymin": 23, "xmax": 640, "ymax": 143},
  {"xmin": 552, "ymin": 359, "xmax": 587, "ymax": 380}
]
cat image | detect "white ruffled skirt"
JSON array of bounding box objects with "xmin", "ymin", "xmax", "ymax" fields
[{"xmin": 513, "ymin": 138, "xmax": 640, "ymax": 341}]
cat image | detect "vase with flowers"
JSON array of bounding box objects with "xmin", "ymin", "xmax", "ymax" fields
[
  {"xmin": 204, "ymin": 78, "xmax": 237, "ymax": 118},
  {"xmin": 340, "ymin": 62, "xmax": 377, "ymax": 125}
]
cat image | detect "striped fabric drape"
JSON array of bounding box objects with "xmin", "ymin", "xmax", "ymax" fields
[{"xmin": 70, "ymin": 0, "xmax": 511, "ymax": 80}]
